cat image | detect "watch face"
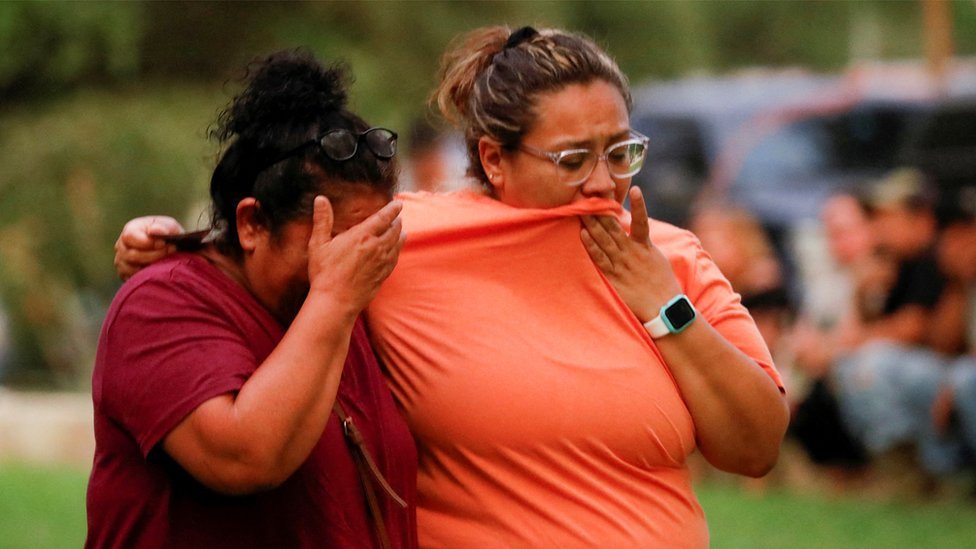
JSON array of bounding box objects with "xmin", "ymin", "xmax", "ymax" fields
[{"xmin": 664, "ymin": 297, "xmax": 696, "ymax": 330}]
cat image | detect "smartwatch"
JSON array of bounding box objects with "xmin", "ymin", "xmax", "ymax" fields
[{"xmin": 643, "ymin": 294, "xmax": 697, "ymax": 339}]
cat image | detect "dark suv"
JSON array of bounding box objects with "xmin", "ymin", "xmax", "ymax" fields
[{"xmin": 900, "ymin": 95, "xmax": 976, "ymax": 213}]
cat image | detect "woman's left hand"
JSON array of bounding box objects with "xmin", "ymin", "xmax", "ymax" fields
[
  {"xmin": 581, "ymin": 186, "xmax": 681, "ymax": 322},
  {"xmin": 114, "ymin": 216, "xmax": 184, "ymax": 281}
]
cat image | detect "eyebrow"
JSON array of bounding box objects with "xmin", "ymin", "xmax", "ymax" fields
[{"xmin": 553, "ymin": 129, "xmax": 632, "ymax": 150}]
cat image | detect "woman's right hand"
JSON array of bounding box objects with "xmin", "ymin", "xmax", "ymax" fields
[
  {"xmin": 580, "ymin": 186, "xmax": 682, "ymax": 322},
  {"xmin": 114, "ymin": 216, "xmax": 184, "ymax": 281},
  {"xmin": 306, "ymin": 196, "xmax": 405, "ymax": 313}
]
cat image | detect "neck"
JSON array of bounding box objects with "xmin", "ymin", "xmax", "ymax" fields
[
  {"xmin": 199, "ymin": 246, "xmax": 251, "ymax": 293},
  {"xmin": 198, "ymin": 245, "xmax": 296, "ymax": 327}
]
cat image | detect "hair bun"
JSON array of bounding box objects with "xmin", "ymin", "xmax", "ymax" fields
[
  {"xmin": 215, "ymin": 49, "xmax": 350, "ymax": 147},
  {"xmin": 504, "ymin": 26, "xmax": 538, "ymax": 49}
]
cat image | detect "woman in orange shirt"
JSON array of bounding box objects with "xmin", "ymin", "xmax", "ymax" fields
[{"xmin": 116, "ymin": 26, "xmax": 788, "ymax": 548}]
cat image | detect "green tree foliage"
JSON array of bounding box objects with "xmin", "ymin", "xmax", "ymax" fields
[
  {"xmin": 0, "ymin": 87, "xmax": 219, "ymax": 387},
  {"xmin": 0, "ymin": 2, "xmax": 142, "ymax": 102}
]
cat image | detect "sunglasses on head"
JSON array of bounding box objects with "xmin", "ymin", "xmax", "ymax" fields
[{"xmin": 261, "ymin": 127, "xmax": 398, "ymax": 172}]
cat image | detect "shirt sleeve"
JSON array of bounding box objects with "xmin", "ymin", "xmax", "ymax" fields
[
  {"xmin": 99, "ymin": 276, "xmax": 256, "ymax": 458},
  {"xmin": 679, "ymin": 232, "xmax": 785, "ymax": 391}
]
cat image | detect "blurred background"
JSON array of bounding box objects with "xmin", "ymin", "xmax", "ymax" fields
[
  {"xmin": 2, "ymin": 0, "xmax": 972, "ymax": 388},
  {"xmin": 2, "ymin": 1, "xmax": 976, "ymax": 546}
]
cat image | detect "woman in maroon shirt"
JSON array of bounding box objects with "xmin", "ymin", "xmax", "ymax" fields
[{"xmin": 87, "ymin": 50, "xmax": 417, "ymax": 548}]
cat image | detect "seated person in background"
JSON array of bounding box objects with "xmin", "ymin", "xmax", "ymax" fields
[
  {"xmin": 931, "ymin": 191, "xmax": 976, "ymax": 459},
  {"xmin": 794, "ymin": 182, "xmax": 976, "ymax": 477},
  {"xmin": 816, "ymin": 194, "xmax": 876, "ymax": 320},
  {"xmin": 931, "ymin": 191, "xmax": 976, "ymax": 356},
  {"xmin": 792, "ymin": 193, "xmax": 876, "ymax": 378},
  {"xmin": 829, "ymin": 168, "xmax": 960, "ymax": 475},
  {"xmin": 790, "ymin": 193, "xmax": 876, "ymax": 468},
  {"xmin": 854, "ymin": 168, "xmax": 946, "ymax": 347},
  {"xmin": 88, "ymin": 51, "xmax": 416, "ymax": 548}
]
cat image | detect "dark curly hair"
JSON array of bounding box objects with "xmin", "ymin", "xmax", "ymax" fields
[{"xmin": 208, "ymin": 49, "xmax": 398, "ymax": 255}]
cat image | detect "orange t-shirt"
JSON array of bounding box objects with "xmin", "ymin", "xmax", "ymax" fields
[{"xmin": 367, "ymin": 190, "xmax": 782, "ymax": 548}]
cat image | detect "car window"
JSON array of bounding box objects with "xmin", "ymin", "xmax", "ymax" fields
[
  {"xmin": 829, "ymin": 107, "xmax": 922, "ymax": 170},
  {"xmin": 736, "ymin": 119, "xmax": 831, "ymax": 188},
  {"xmin": 734, "ymin": 106, "xmax": 922, "ymax": 190},
  {"xmin": 631, "ymin": 114, "xmax": 710, "ymax": 226}
]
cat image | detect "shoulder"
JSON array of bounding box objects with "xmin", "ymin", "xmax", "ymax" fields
[
  {"xmin": 396, "ymin": 189, "xmax": 506, "ymax": 234},
  {"xmin": 646, "ymin": 217, "xmax": 709, "ymax": 278},
  {"xmin": 105, "ymin": 253, "xmax": 241, "ymax": 330},
  {"xmin": 112, "ymin": 254, "xmax": 192, "ymax": 306},
  {"xmin": 123, "ymin": 251, "xmax": 208, "ymax": 284},
  {"xmin": 121, "ymin": 253, "xmax": 231, "ymax": 299},
  {"xmin": 397, "ymin": 189, "xmax": 492, "ymax": 214},
  {"xmin": 97, "ymin": 252, "xmax": 272, "ymax": 383},
  {"xmin": 647, "ymin": 217, "xmax": 702, "ymax": 253},
  {"xmin": 645, "ymin": 216, "xmax": 740, "ymax": 304}
]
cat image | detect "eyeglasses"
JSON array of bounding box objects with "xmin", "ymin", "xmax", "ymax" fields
[
  {"xmin": 264, "ymin": 127, "xmax": 398, "ymax": 170},
  {"xmin": 517, "ymin": 131, "xmax": 650, "ymax": 187}
]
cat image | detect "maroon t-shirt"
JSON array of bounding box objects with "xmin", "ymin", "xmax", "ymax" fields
[{"xmin": 86, "ymin": 253, "xmax": 418, "ymax": 549}]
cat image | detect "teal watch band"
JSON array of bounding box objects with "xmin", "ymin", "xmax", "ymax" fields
[{"xmin": 643, "ymin": 294, "xmax": 697, "ymax": 339}]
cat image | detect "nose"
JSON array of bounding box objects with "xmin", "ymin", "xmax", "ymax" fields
[{"xmin": 579, "ymin": 158, "xmax": 617, "ymax": 199}]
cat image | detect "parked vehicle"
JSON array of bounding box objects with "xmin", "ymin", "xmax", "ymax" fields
[
  {"xmin": 629, "ymin": 64, "xmax": 960, "ymax": 228},
  {"xmin": 899, "ymin": 94, "xmax": 976, "ymax": 204},
  {"xmin": 630, "ymin": 61, "xmax": 976, "ymax": 295}
]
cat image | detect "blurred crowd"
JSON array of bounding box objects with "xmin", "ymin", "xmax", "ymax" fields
[
  {"xmin": 693, "ymin": 166, "xmax": 976, "ymax": 491},
  {"xmin": 398, "ymin": 117, "xmax": 469, "ymax": 194}
]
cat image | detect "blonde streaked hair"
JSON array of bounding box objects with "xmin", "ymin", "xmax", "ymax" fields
[{"xmin": 432, "ymin": 26, "xmax": 631, "ymax": 187}]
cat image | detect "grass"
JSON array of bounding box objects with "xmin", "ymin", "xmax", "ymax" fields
[
  {"xmin": 1, "ymin": 462, "xmax": 975, "ymax": 548},
  {"xmin": 0, "ymin": 463, "xmax": 89, "ymax": 548},
  {"xmin": 699, "ymin": 482, "xmax": 976, "ymax": 548}
]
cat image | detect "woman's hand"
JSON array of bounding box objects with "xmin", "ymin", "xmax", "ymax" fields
[
  {"xmin": 580, "ymin": 186, "xmax": 681, "ymax": 321},
  {"xmin": 114, "ymin": 216, "xmax": 184, "ymax": 280},
  {"xmin": 306, "ymin": 196, "xmax": 405, "ymax": 314}
]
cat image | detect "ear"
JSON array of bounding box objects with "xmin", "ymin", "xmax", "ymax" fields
[
  {"xmin": 235, "ymin": 197, "xmax": 267, "ymax": 253},
  {"xmin": 478, "ymin": 136, "xmax": 505, "ymax": 193}
]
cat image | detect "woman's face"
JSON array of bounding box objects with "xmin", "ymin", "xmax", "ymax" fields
[
  {"xmin": 246, "ymin": 188, "xmax": 390, "ymax": 324},
  {"xmin": 822, "ymin": 195, "xmax": 872, "ymax": 266},
  {"xmin": 484, "ymin": 80, "xmax": 632, "ymax": 209}
]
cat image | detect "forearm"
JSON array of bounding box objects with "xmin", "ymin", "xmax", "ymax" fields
[
  {"xmin": 656, "ymin": 319, "xmax": 789, "ymax": 477},
  {"xmin": 232, "ymin": 292, "xmax": 358, "ymax": 471},
  {"xmin": 165, "ymin": 292, "xmax": 358, "ymax": 493},
  {"xmin": 864, "ymin": 306, "xmax": 928, "ymax": 345}
]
